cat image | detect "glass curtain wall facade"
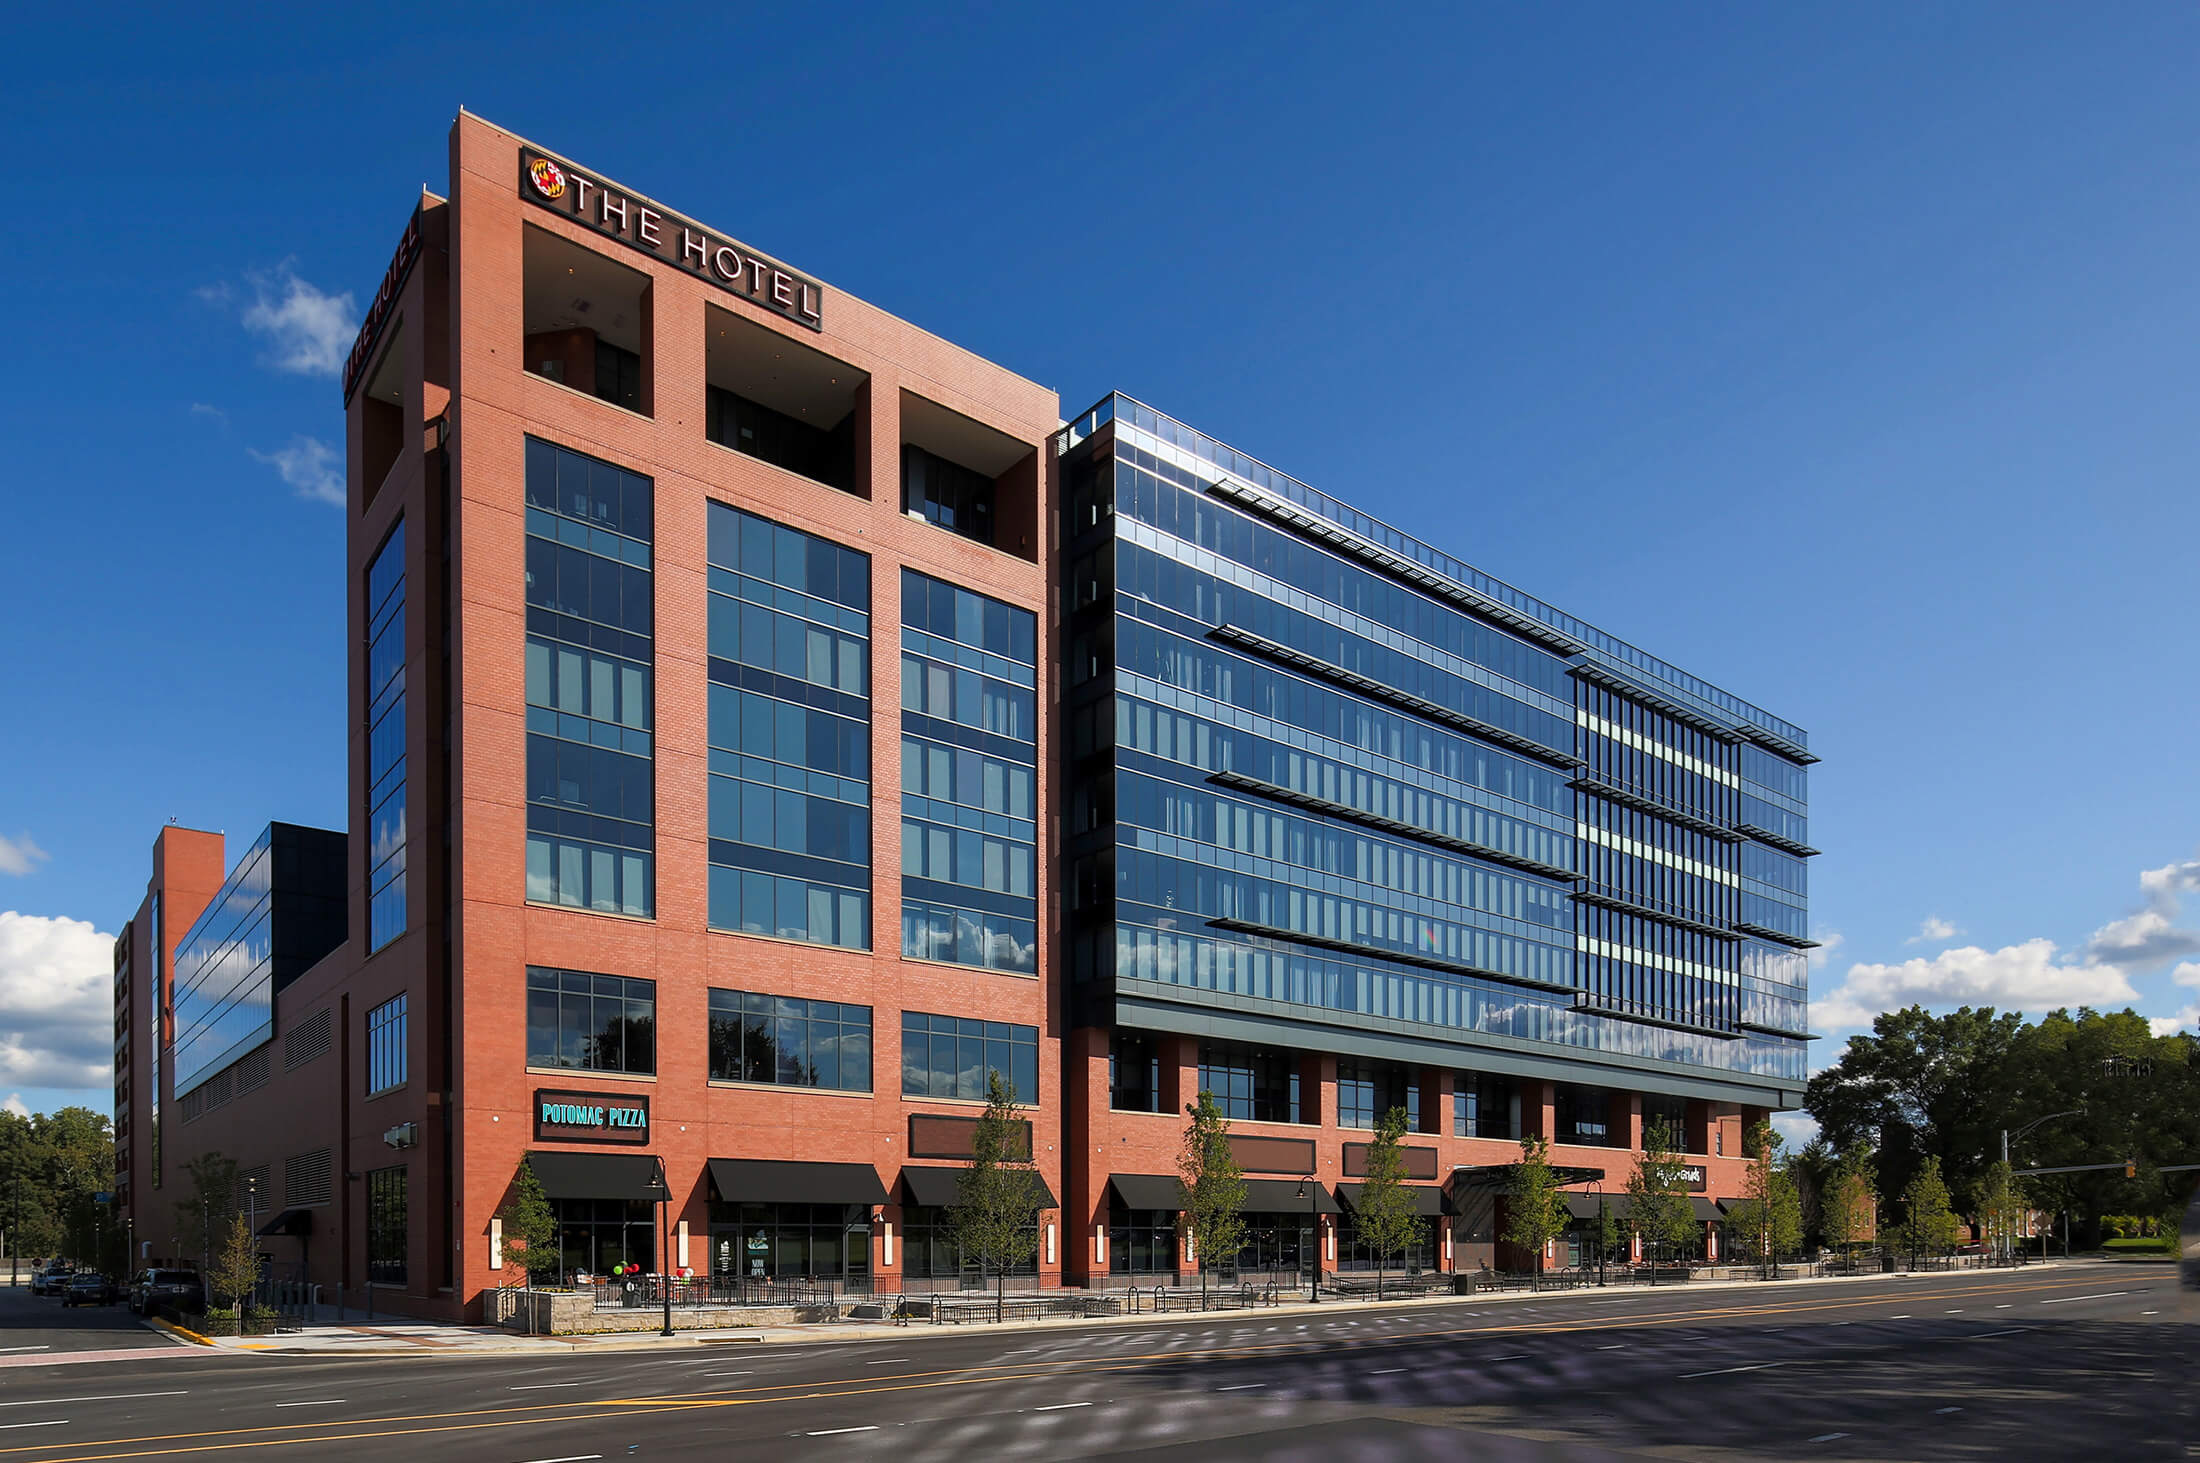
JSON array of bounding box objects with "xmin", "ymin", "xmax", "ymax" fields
[
  {"xmin": 171, "ymin": 831, "xmax": 277, "ymax": 1098},
  {"xmin": 898, "ymin": 570, "xmax": 1039, "ymax": 973},
  {"xmin": 366, "ymin": 522, "xmax": 407, "ymax": 950},
  {"xmin": 704, "ymin": 501, "xmax": 873, "ymax": 948},
  {"xmin": 523, "ymin": 437, "xmax": 656, "ymax": 916},
  {"xmin": 1058, "ymin": 394, "xmax": 1812, "ymax": 1096}
]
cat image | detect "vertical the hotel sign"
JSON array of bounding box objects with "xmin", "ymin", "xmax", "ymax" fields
[{"xmin": 518, "ymin": 148, "xmax": 823, "ymax": 332}]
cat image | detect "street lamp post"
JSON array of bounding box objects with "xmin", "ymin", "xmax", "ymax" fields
[
  {"xmin": 1296, "ymin": 1174, "xmax": 1319, "ymax": 1304},
  {"xmin": 2002, "ymin": 1110, "xmax": 2082, "ymax": 1264},
  {"xmin": 649, "ymin": 1157, "xmax": 673, "ymax": 1338}
]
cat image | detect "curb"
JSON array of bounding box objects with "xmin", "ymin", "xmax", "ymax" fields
[{"xmin": 147, "ymin": 1316, "xmax": 216, "ymax": 1347}]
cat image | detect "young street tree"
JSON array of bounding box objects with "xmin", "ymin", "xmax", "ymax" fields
[
  {"xmin": 1896, "ymin": 1155, "xmax": 1959, "ymax": 1269},
  {"xmin": 175, "ymin": 1151, "xmax": 239, "ymax": 1277},
  {"xmin": 1820, "ymin": 1145, "xmax": 1876, "ymax": 1260},
  {"xmin": 951, "ymin": 1070, "xmax": 1050, "ymax": 1321},
  {"xmin": 497, "ymin": 1158, "xmax": 559, "ymax": 1331},
  {"xmin": 1978, "ymin": 1159, "xmax": 2017, "ymax": 1263},
  {"xmin": 1726, "ymin": 1120, "xmax": 1803, "ymax": 1275},
  {"xmin": 208, "ymin": 1211, "xmax": 260, "ymax": 1324},
  {"xmin": 1594, "ymin": 1196, "xmax": 1623, "ymax": 1281},
  {"xmin": 1177, "ymin": 1090, "xmax": 1247, "ymax": 1302},
  {"xmin": 1626, "ymin": 1118, "xmax": 1696, "ymax": 1275},
  {"xmin": 1503, "ymin": 1135, "xmax": 1567, "ymax": 1285},
  {"xmin": 1354, "ymin": 1107, "xmax": 1423, "ymax": 1299}
]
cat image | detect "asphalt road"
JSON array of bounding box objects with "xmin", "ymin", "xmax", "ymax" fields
[
  {"xmin": 0, "ymin": 1264, "xmax": 2188, "ymax": 1461},
  {"xmin": 0, "ymin": 1280, "xmax": 174, "ymax": 1359}
]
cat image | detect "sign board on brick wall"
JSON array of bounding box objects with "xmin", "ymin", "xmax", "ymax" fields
[{"xmin": 534, "ymin": 1089, "xmax": 650, "ymax": 1145}]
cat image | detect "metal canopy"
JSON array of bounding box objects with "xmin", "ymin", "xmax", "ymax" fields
[
  {"xmin": 255, "ymin": 1208, "xmax": 313, "ymax": 1238},
  {"xmin": 1336, "ymin": 1183, "xmax": 1451, "ymax": 1217},
  {"xmin": 1452, "ymin": 1163, "xmax": 1608, "ymax": 1192},
  {"xmin": 707, "ymin": 1158, "xmax": 889, "ymax": 1207},
  {"xmin": 1107, "ymin": 1174, "xmax": 1184, "ymax": 1212},
  {"xmin": 527, "ymin": 1151, "xmax": 664, "ymax": 1202},
  {"xmin": 902, "ymin": 1166, "xmax": 1057, "ymax": 1210}
]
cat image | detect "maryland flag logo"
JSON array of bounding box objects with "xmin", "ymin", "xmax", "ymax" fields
[{"xmin": 528, "ymin": 158, "xmax": 568, "ymax": 200}]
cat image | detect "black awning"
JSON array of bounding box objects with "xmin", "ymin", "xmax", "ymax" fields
[
  {"xmin": 1241, "ymin": 1178, "xmax": 1341, "ymax": 1215},
  {"xmin": 256, "ymin": 1208, "xmax": 314, "ymax": 1238},
  {"xmin": 1109, "ymin": 1174, "xmax": 1183, "ymax": 1211},
  {"xmin": 708, "ymin": 1158, "xmax": 889, "ymax": 1207},
  {"xmin": 528, "ymin": 1151, "xmax": 664, "ymax": 1202},
  {"xmin": 1690, "ymin": 1197, "xmax": 1723, "ymax": 1223},
  {"xmin": 901, "ymin": 1166, "xmax": 1058, "ymax": 1209},
  {"xmin": 1337, "ymin": 1184, "xmax": 1451, "ymax": 1217},
  {"xmin": 1452, "ymin": 1163, "xmax": 1608, "ymax": 1192},
  {"xmin": 1565, "ymin": 1193, "xmax": 1626, "ymax": 1220}
]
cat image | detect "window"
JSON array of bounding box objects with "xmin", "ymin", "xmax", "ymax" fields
[
  {"xmin": 1337, "ymin": 1059, "xmax": 1420, "ymax": 1132},
  {"xmin": 705, "ymin": 500, "xmax": 873, "ymax": 950},
  {"xmin": 1453, "ymin": 1073, "xmax": 1518, "ymax": 1140},
  {"xmin": 703, "ymin": 307, "xmax": 864, "ymax": 495},
  {"xmin": 710, "ymin": 1202, "xmax": 867, "ymax": 1280},
  {"xmin": 552, "ymin": 1199, "xmax": 653, "ymax": 1281},
  {"xmin": 903, "ymin": 1206, "xmax": 1034, "ymax": 1278},
  {"xmin": 366, "ymin": 994, "xmax": 407, "ymax": 1096},
  {"xmin": 367, "ymin": 520, "xmax": 407, "ymax": 950},
  {"xmin": 1643, "ymin": 1094, "xmax": 1689, "ymax": 1150},
  {"xmin": 366, "ymin": 1167, "xmax": 407, "ymax": 1285},
  {"xmin": 522, "ymin": 226, "xmax": 650, "ymax": 415},
  {"xmin": 1109, "ymin": 1030, "xmax": 1162, "ymax": 1113},
  {"xmin": 899, "ymin": 570, "xmax": 1039, "ymax": 974},
  {"xmin": 524, "ymin": 437, "xmax": 655, "ymax": 918},
  {"xmin": 526, "ymin": 967, "xmax": 656, "ymax": 1075},
  {"xmin": 903, "ymin": 443, "xmax": 995, "ymax": 546},
  {"xmin": 1107, "ymin": 1207, "xmax": 1179, "ymax": 1275},
  {"xmin": 708, "ymin": 991, "xmax": 870, "ymax": 1092},
  {"xmin": 1554, "ymin": 1084, "xmax": 1616, "ymax": 1147},
  {"xmin": 1197, "ymin": 1042, "xmax": 1301, "ymax": 1124},
  {"xmin": 900, "ymin": 1012, "xmax": 1037, "ymax": 1104}
]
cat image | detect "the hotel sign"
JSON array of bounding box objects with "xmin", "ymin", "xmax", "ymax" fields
[
  {"xmin": 534, "ymin": 1088, "xmax": 650, "ymax": 1145},
  {"xmin": 519, "ymin": 148, "xmax": 823, "ymax": 332},
  {"xmin": 341, "ymin": 204, "xmax": 423, "ymax": 405}
]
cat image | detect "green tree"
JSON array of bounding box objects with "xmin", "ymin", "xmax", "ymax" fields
[
  {"xmin": 1806, "ymin": 1005, "xmax": 2024, "ymax": 1220},
  {"xmin": 1725, "ymin": 1120, "xmax": 1802, "ymax": 1273},
  {"xmin": 1895, "ymin": 1156, "xmax": 1959, "ymax": 1268},
  {"xmin": 1626, "ymin": 1118, "xmax": 1696, "ymax": 1273},
  {"xmin": 498, "ymin": 1157, "xmax": 559, "ymax": 1281},
  {"xmin": 951, "ymin": 1070, "xmax": 1049, "ymax": 1320},
  {"xmin": 1353, "ymin": 1107, "xmax": 1423, "ymax": 1298},
  {"xmin": 1593, "ymin": 1196, "xmax": 1623, "ymax": 1280},
  {"xmin": 174, "ymin": 1152, "xmax": 239, "ymax": 1275},
  {"xmin": 1502, "ymin": 1136, "xmax": 1567, "ymax": 1283},
  {"xmin": 207, "ymin": 1211, "xmax": 260, "ymax": 1321},
  {"xmin": 1177, "ymin": 1090, "xmax": 1247, "ymax": 1302},
  {"xmin": 1820, "ymin": 1145, "xmax": 1876, "ymax": 1259},
  {"xmin": 1977, "ymin": 1160, "xmax": 2017, "ymax": 1263}
]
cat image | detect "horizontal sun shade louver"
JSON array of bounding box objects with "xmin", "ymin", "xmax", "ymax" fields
[
  {"xmin": 1206, "ymin": 915, "xmax": 1578, "ymax": 995},
  {"xmin": 1207, "ymin": 770, "xmax": 1576, "ymax": 881}
]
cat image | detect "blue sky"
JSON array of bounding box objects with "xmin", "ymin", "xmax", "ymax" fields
[{"xmin": 3, "ymin": 4, "xmax": 2197, "ymax": 1123}]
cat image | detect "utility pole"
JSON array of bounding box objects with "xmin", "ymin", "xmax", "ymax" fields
[{"xmin": 2002, "ymin": 1110, "xmax": 2082, "ymax": 1265}]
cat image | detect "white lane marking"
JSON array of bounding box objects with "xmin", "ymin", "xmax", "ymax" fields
[
  {"xmin": 2142, "ymin": 1310, "xmax": 2159, "ymax": 1316},
  {"xmin": 1216, "ymin": 1383, "xmax": 1266, "ymax": 1391},
  {"xmin": 1935, "ymin": 1407, "xmax": 1963, "ymax": 1415},
  {"xmin": 1679, "ymin": 1362, "xmax": 1783, "ymax": 1379},
  {"xmin": 1034, "ymin": 1402, "xmax": 1091, "ymax": 1411},
  {"xmin": 0, "ymin": 1422, "xmax": 69, "ymax": 1432},
  {"xmin": 509, "ymin": 1382, "xmax": 584, "ymax": 1390},
  {"xmin": 1809, "ymin": 1433, "xmax": 1849, "ymax": 1443},
  {"xmin": 2041, "ymin": 1291, "xmax": 2127, "ymax": 1305},
  {"xmin": 1367, "ymin": 1367, "xmax": 1408, "ymax": 1375},
  {"xmin": 701, "ymin": 1370, "xmax": 753, "ymax": 1377},
  {"xmin": 514, "ymin": 1455, "xmax": 602, "ymax": 1463},
  {"xmin": 864, "ymin": 1358, "xmax": 911, "ymax": 1365},
  {"xmin": 0, "ymin": 1391, "xmax": 185, "ymax": 1408},
  {"xmin": 1995, "ymin": 1304, "xmax": 2012, "ymax": 1309},
  {"xmin": 1595, "ymin": 1344, "xmax": 1626, "ymax": 1350},
  {"xmin": 808, "ymin": 1426, "xmax": 878, "ymax": 1435},
  {"xmin": 1487, "ymin": 1354, "xmax": 1529, "ymax": 1361},
  {"xmin": 274, "ymin": 1400, "xmax": 346, "ymax": 1408},
  {"xmin": 0, "ymin": 1347, "xmax": 51, "ymax": 1354},
  {"xmin": 1945, "ymin": 1309, "xmax": 1964, "ymax": 1314}
]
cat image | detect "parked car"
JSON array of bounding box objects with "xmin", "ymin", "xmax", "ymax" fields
[
  {"xmin": 30, "ymin": 1262, "xmax": 74, "ymax": 1296},
  {"xmin": 60, "ymin": 1273, "xmax": 116, "ymax": 1308},
  {"xmin": 128, "ymin": 1269, "xmax": 204, "ymax": 1316}
]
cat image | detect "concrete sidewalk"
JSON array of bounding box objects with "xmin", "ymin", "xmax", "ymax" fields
[{"xmin": 161, "ymin": 1260, "xmax": 2064, "ymax": 1357}]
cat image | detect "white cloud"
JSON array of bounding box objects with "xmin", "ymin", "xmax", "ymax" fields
[
  {"xmin": 238, "ymin": 265, "xmax": 357, "ymax": 376},
  {"xmin": 0, "ymin": 834, "xmax": 48, "ymax": 877},
  {"xmin": 1905, "ymin": 916, "xmax": 1962, "ymax": 945},
  {"xmin": 2174, "ymin": 962, "xmax": 2200, "ymax": 990},
  {"xmin": 2082, "ymin": 858, "xmax": 2200, "ymax": 969},
  {"xmin": 189, "ymin": 402, "xmax": 228, "ymax": 427},
  {"xmin": 0, "ymin": 911, "xmax": 117, "ymax": 1093},
  {"xmin": 1806, "ymin": 930, "xmax": 1844, "ymax": 971},
  {"xmin": 1772, "ymin": 1111, "xmax": 1820, "ymax": 1150},
  {"xmin": 248, "ymin": 436, "xmax": 345, "ymax": 506},
  {"xmin": 1812, "ymin": 938, "xmax": 2137, "ymax": 1033},
  {"xmin": 2148, "ymin": 1005, "xmax": 2199, "ymax": 1038},
  {"xmin": 1, "ymin": 1094, "xmax": 27, "ymax": 1119}
]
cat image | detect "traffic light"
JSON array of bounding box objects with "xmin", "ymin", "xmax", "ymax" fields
[{"xmin": 2124, "ymin": 1159, "xmax": 2136, "ymax": 1179}]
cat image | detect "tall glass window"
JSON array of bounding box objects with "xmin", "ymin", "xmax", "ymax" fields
[
  {"xmin": 899, "ymin": 571, "xmax": 1038, "ymax": 973},
  {"xmin": 523, "ymin": 437, "xmax": 655, "ymax": 918},
  {"xmin": 366, "ymin": 520, "xmax": 407, "ymax": 950},
  {"xmin": 147, "ymin": 894, "xmax": 162, "ymax": 1188},
  {"xmin": 900, "ymin": 1012, "xmax": 1038, "ymax": 1103},
  {"xmin": 366, "ymin": 993, "xmax": 407, "ymax": 1096},
  {"xmin": 366, "ymin": 1166, "xmax": 407, "ymax": 1285},
  {"xmin": 525, "ymin": 966, "xmax": 656, "ymax": 1075},
  {"xmin": 707, "ymin": 990, "xmax": 871, "ymax": 1092},
  {"xmin": 705, "ymin": 501, "xmax": 872, "ymax": 949},
  {"xmin": 1196, "ymin": 1041, "xmax": 1301, "ymax": 1124},
  {"xmin": 1337, "ymin": 1058, "xmax": 1419, "ymax": 1131}
]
